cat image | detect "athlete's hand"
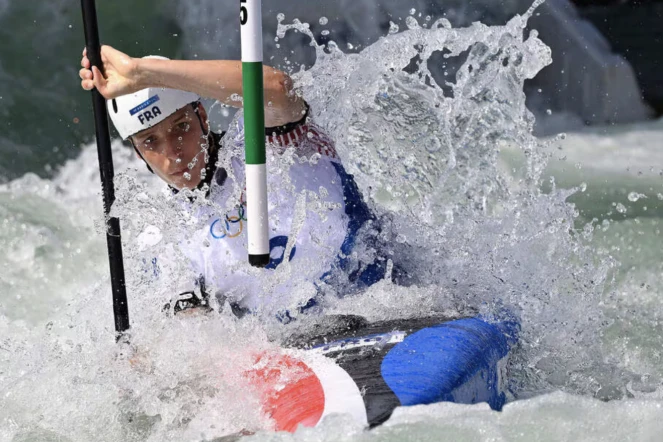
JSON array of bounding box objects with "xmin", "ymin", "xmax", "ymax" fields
[{"xmin": 79, "ymin": 45, "xmax": 142, "ymax": 99}]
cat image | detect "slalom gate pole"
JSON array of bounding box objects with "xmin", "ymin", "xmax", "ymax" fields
[
  {"xmin": 80, "ymin": 0, "xmax": 131, "ymax": 339},
  {"xmin": 240, "ymin": 0, "xmax": 270, "ymax": 267}
]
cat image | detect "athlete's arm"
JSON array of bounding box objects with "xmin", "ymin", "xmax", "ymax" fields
[{"xmin": 79, "ymin": 45, "xmax": 306, "ymax": 127}]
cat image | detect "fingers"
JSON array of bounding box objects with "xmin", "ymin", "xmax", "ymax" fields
[
  {"xmin": 101, "ymin": 44, "xmax": 118, "ymax": 57},
  {"xmin": 101, "ymin": 44, "xmax": 133, "ymax": 68},
  {"xmin": 79, "ymin": 67, "xmax": 92, "ymax": 90},
  {"xmin": 79, "ymin": 67, "xmax": 92, "ymax": 81},
  {"xmin": 80, "ymin": 47, "xmax": 105, "ymax": 93},
  {"xmin": 81, "ymin": 47, "xmax": 90, "ymax": 68},
  {"xmin": 79, "ymin": 66, "xmax": 94, "ymax": 91},
  {"xmin": 100, "ymin": 45, "xmax": 118, "ymax": 65},
  {"xmin": 91, "ymin": 65, "xmax": 109, "ymax": 96},
  {"xmin": 100, "ymin": 44, "xmax": 109, "ymax": 63},
  {"xmin": 79, "ymin": 45, "xmax": 128, "ymax": 98},
  {"xmin": 78, "ymin": 66, "xmax": 104, "ymax": 93},
  {"xmin": 92, "ymin": 65, "xmax": 105, "ymax": 85},
  {"xmin": 81, "ymin": 46, "xmax": 90, "ymax": 70},
  {"xmin": 81, "ymin": 78, "xmax": 94, "ymax": 91},
  {"xmin": 82, "ymin": 45, "xmax": 112, "ymax": 68}
]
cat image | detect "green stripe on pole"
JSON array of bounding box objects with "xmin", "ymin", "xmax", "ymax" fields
[
  {"xmin": 241, "ymin": 0, "xmax": 270, "ymax": 266},
  {"xmin": 242, "ymin": 61, "xmax": 266, "ymax": 165}
]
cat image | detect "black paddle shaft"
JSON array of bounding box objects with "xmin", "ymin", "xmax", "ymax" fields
[{"xmin": 80, "ymin": 0, "xmax": 130, "ymax": 337}]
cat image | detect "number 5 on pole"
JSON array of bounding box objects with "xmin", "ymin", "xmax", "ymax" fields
[{"xmin": 240, "ymin": 0, "xmax": 270, "ymax": 267}]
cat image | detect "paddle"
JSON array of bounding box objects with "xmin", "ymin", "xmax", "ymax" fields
[
  {"xmin": 80, "ymin": 0, "xmax": 130, "ymax": 340},
  {"xmin": 77, "ymin": 0, "xmax": 267, "ymax": 341},
  {"xmin": 241, "ymin": 0, "xmax": 271, "ymax": 267}
]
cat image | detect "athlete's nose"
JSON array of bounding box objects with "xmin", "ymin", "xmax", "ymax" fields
[{"xmin": 162, "ymin": 139, "xmax": 182, "ymax": 161}]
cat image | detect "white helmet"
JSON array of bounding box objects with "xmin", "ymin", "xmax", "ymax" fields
[{"xmin": 107, "ymin": 56, "xmax": 200, "ymax": 140}]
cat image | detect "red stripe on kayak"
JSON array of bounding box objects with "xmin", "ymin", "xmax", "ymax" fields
[{"xmin": 246, "ymin": 353, "xmax": 325, "ymax": 432}]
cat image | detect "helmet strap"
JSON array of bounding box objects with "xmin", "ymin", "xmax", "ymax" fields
[
  {"xmin": 192, "ymin": 101, "xmax": 209, "ymax": 137},
  {"xmin": 192, "ymin": 100, "xmax": 217, "ymax": 176},
  {"xmin": 129, "ymin": 138, "xmax": 155, "ymax": 174}
]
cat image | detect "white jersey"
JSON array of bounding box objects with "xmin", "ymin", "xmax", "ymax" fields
[{"xmin": 177, "ymin": 114, "xmax": 373, "ymax": 315}]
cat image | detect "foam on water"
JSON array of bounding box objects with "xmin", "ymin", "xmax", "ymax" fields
[
  {"xmin": 242, "ymin": 392, "xmax": 663, "ymax": 442},
  {"xmin": 2, "ymin": 5, "xmax": 663, "ymax": 442}
]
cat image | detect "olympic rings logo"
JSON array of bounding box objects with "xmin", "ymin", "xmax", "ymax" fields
[{"xmin": 210, "ymin": 203, "xmax": 248, "ymax": 239}]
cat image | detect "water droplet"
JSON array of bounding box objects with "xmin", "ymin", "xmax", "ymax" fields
[
  {"xmin": 546, "ymin": 109, "xmax": 552, "ymax": 115},
  {"xmin": 627, "ymin": 192, "xmax": 646, "ymax": 202},
  {"xmin": 388, "ymin": 21, "xmax": 399, "ymax": 34},
  {"xmin": 319, "ymin": 17, "xmax": 328, "ymax": 25},
  {"xmin": 277, "ymin": 13, "xmax": 285, "ymax": 21},
  {"xmin": 321, "ymin": 30, "xmax": 330, "ymax": 36},
  {"xmin": 439, "ymin": 18, "xmax": 452, "ymax": 29},
  {"xmin": 615, "ymin": 203, "xmax": 627, "ymax": 214},
  {"xmin": 409, "ymin": 8, "xmax": 416, "ymax": 15},
  {"xmin": 405, "ymin": 16, "xmax": 419, "ymax": 29},
  {"xmin": 183, "ymin": 172, "xmax": 191, "ymax": 181}
]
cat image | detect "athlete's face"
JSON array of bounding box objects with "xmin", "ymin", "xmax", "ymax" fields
[{"xmin": 131, "ymin": 104, "xmax": 210, "ymax": 190}]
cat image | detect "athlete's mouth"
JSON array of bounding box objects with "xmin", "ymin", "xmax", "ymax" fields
[{"xmin": 169, "ymin": 165, "xmax": 190, "ymax": 176}]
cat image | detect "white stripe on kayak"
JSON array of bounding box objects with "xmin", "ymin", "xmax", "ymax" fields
[{"xmin": 297, "ymin": 351, "xmax": 368, "ymax": 427}]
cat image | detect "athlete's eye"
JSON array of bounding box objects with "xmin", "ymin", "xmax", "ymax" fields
[
  {"xmin": 143, "ymin": 137, "xmax": 156, "ymax": 148},
  {"xmin": 176, "ymin": 122, "xmax": 190, "ymax": 132}
]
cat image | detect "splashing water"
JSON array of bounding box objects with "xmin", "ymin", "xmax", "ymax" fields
[
  {"xmin": 275, "ymin": 3, "xmax": 621, "ymax": 398},
  {"xmin": 1, "ymin": 4, "xmax": 661, "ymax": 441}
]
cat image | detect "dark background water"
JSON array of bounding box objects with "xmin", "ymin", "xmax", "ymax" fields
[
  {"xmin": 0, "ymin": 0, "xmax": 531, "ymax": 183},
  {"xmin": 0, "ymin": 0, "xmax": 184, "ymax": 181},
  {"xmin": 0, "ymin": 0, "xmax": 660, "ymax": 183}
]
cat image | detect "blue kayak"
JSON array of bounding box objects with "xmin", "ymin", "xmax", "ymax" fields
[{"xmin": 254, "ymin": 314, "xmax": 519, "ymax": 431}]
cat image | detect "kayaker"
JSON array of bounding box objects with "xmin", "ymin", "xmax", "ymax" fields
[{"xmin": 79, "ymin": 46, "xmax": 389, "ymax": 318}]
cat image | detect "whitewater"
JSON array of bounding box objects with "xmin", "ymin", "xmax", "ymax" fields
[{"xmin": 1, "ymin": 2, "xmax": 663, "ymax": 441}]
